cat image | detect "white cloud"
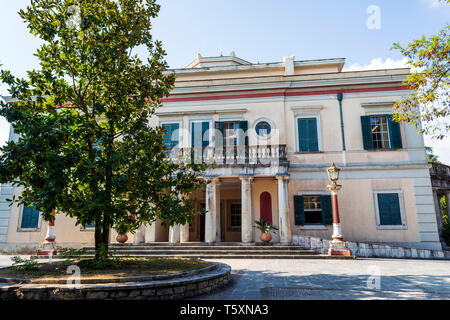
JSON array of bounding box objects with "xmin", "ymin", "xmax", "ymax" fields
[
  {"xmin": 344, "ymin": 57, "xmax": 409, "ymax": 71},
  {"xmin": 424, "ymin": 0, "xmax": 447, "ymax": 8}
]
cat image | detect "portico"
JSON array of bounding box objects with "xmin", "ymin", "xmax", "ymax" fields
[{"xmin": 163, "ymin": 173, "xmax": 291, "ymax": 244}]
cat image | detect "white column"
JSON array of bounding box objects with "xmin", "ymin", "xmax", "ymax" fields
[
  {"xmin": 180, "ymin": 223, "xmax": 190, "ymax": 243},
  {"xmin": 240, "ymin": 176, "xmax": 254, "ymax": 243},
  {"xmin": 215, "ymin": 180, "xmax": 221, "ymax": 242},
  {"xmin": 169, "ymin": 224, "xmax": 180, "ymax": 243},
  {"xmin": 144, "ymin": 222, "xmax": 156, "ymax": 243},
  {"xmin": 277, "ymin": 175, "xmax": 292, "ymax": 244},
  {"xmin": 433, "ymin": 189, "xmax": 444, "ymax": 232},
  {"xmin": 133, "ymin": 225, "xmax": 145, "ymax": 244},
  {"xmin": 205, "ymin": 178, "xmax": 219, "ymax": 243}
]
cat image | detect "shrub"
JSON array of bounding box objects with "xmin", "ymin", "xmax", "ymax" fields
[
  {"xmin": 11, "ymin": 256, "xmax": 39, "ymax": 271},
  {"xmin": 441, "ymin": 215, "xmax": 450, "ymax": 246}
]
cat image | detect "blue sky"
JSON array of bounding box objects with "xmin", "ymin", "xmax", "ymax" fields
[{"xmin": 0, "ymin": 0, "xmax": 449, "ymax": 162}]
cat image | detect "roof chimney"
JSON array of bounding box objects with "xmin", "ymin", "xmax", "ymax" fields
[{"xmin": 283, "ymin": 55, "xmax": 295, "ymax": 76}]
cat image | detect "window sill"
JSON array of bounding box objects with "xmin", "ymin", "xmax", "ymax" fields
[
  {"xmin": 298, "ymin": 225, "xmax": 329, "ymax": 230},
  {"xmin": 17, "ymin": 228, "xmax": 40, "ymax": 232},
  {"xmin": 80, "ymin": 228, "xmax": 95, "ymax": 231},
  {"xmin": 365, "ymin": 148, "xmax": 402, "ymax": 152},
  {"xmin": 376, "ymin": 225, "xmax": 407, "ymax": 230},
  {"xmin": 295, "ymin": 151, "xmax": 323, "ymax": 154}
]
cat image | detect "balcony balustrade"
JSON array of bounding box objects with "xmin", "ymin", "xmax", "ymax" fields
[{"xmin": 164, "ymin": 145, "xmax": 288, "ymax": 167}]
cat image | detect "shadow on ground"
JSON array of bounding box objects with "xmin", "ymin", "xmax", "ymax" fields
[{"xmin": 193, "ymin": 268, "xmax": 450, "ymax": 300}]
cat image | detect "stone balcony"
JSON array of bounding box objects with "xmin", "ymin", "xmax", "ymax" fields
[
  {"xmin": 164, "ymin": 145, "xmax": 288, "ymax": 167},
  {"xmin": 430, "ymin": 163, "xmax": 450, "ymax": 190},
  {"xmin": 164, "ymin": 145, "xmax": 289, "ymax": 177}
]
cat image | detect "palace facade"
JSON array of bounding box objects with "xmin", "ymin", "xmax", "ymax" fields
[{"xmin": 0, "ymin": 53, "xmax": 444, "ymax": 252}]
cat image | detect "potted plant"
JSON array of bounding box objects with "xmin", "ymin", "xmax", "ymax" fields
[
  {"xmin": 115, "ymin": 224, "xmax": 129, "ymax": 244},
  {"xmin": 255, "ymin": 219, "xmax": 278, "ymax": 243}
]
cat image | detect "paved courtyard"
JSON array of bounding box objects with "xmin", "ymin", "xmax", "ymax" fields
[
  {"xmin": 1, "ymin": 255, "xmax": 449, "ymax": 299},
  {"xmin": 196, "ymin": 258, "xmax": 450, "ymax": 300}
]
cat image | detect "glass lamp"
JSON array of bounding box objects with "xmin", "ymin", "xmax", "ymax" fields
[{"xmin": 327, "ymin": 162, "xmax": 340, "ymax": 184}]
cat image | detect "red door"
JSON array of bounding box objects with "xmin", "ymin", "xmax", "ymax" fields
[{"xmin": 260, "ymin": 192, "xmax": 272, "ymax": 224}]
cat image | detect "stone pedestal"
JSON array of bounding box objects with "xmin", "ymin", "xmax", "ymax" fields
[
  {"xmin": 169, "ymin": 224, "xmax": 180, "ymax": 243},
  {"xmin": 328, "ymin": 240, "xmax": 351, "ymax": 256},
  {"xmin": 180, "ymin": 223, "xmax": 190, "ymax": 243},
  {"xmin": 37, "ymin": 217, "xmax": 57, "ymax": 256}
]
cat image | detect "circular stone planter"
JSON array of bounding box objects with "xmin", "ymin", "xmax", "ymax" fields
[{"xmin": 0, "ymin": 262, "xmax": 231, "ymax": 300}]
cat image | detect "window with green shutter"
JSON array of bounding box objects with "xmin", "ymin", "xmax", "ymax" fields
[
  {"xmin": 321, "ymin": 195, "xmax": 333, "ymax": 225},
  {"xmin": 20, "ymin": 205, "xmax": 40, "ymax": 229},
  {"xmin": 294, "ymin": 194, "xmax": 332, "ymax": 225},
  {"xmin": 377, "ymin": 193, "xmax": 403, "ymax": 226},
  {"xmin": 162, "ymin": 123, "xmax": 179, "ymax": 149},
  {"xmin": 191, "ymin": 121, "xmax": 210, "ymax": 148},
  {"xmin": 293, "ymin": 195, "xmax": 305, "ymax": 226},
  {"xmin": 297, "ymin": 118, "xmax": 319, "ymax": 152},
  {"xmin": 360, "ymin": 114, "xmax": 402, "ymax": 150},
  {"xmin": 218, "ymin": 121, "xmax": 248, "ymax": 147}
]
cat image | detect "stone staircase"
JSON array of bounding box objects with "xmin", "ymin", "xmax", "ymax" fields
[{"xmin": 76, "ymin": 242, "xmax": 354, "ymax": 259}]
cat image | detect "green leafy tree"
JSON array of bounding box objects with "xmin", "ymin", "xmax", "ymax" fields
[
  {"xmin": 0, "ymin": 0, "xmax": 205, "ymax": 260},
  {"xmin": 392, "ymin": 0, "xmax": 449, "ymax": 139},
  {"xmin": 424, "ymin": 146, "xmax": 441, "ymax": 163}
]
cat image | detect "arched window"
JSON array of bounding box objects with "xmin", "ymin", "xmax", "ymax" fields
[{"xmin": 260, "ymin": 192, "xmax": 272, "ymax": 224}]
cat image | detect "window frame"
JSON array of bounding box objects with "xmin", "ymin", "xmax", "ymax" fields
[
  {"xmin": 295, "ymin": 114, "xmax": 322, "ymax": 153},
  {"xmin": 296, "ymin": 191, "xmax": 329, "ymax": 230},
  {"xmin": 17, "ymin": 205, "xmax": 41, "ymax": 232},
  {"xmin": 160, "ymin": 120, "xmax": 183, "ymax": 149},
  {"xmin": 252, "ymin": 117, "xmax": 275, "ymax": 140},
  {"xmin": 369, "ymin": 114, "xmax": 391, "ymax": 150},
  {"xmin": 227, "ymin": 200, "xmax": 242, "ymax": 232},
  {"xmin": 189, "ymin": 119, "xmax": 213, "ymax": 148},
  {"xmin": 373, "ymin": 190, "xmax": 407, "ymax": 230}
]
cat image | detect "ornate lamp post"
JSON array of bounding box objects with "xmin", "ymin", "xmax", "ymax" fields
[
  {"xmin": 326, "ymin": 163, "xmax": 351, "ymax": 256},
  {"xmin": 37, "ymin": 210, "xmax": 57, "ymax": 256}
]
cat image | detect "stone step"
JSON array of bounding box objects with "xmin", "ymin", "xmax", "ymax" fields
[
  {"xmin": 85, "ymin": 246, "xmax": 308, "ymax": 251},
  {"xmin": 35, "ymin": 254, "xmax": 354, "ymax": 260},
  {"xmin": 82, "ymin": 249, "xmax": 317, "ymax": 255},
  {"xmin": 108, "ymin": 242, "xmax": 299, "ymax": 247}
]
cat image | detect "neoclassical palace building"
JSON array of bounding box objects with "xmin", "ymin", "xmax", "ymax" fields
[{"xmin": 0, "ymin": 53, "xmax": 444, "ymax": 252}]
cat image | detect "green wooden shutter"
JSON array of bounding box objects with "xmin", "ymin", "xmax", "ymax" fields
[
  {"xmin": 215, "ymin": 121, "xmax": 224, "ymax": 147},
  {"xmin": 377, "ymin": 193, "xmax": 402, "ymax": 225},
  {"xmin": 360, "ymin": 116, "xmax": 373, "ymax": 150},
  {"xmin": 20, "ymin": 205, "xmax": 40, "ymax": 229},
  {"xmin": 293, "ymin": 195, "xmax": 305, "ymax": 226},
  {"xmin": 162, "ymin": 123, "xmax": 179, "ymax": 149},
  {"xmin": 298, "ymin": 118, "xmax": 318, "ymax": 152},
  {"xmin": 202, "ymin": 121, "xmax": 210, "ymax": 148},
  {"xmin": 387, "ymin": 115, "xmax": 402, "ymax": 149},
  {"xmin": 321, "ymin": 195, "xmax": 333, "ymax": 225},
  {"xmin": 238, "ymin": 121, "xmax": 248, "ymax": 146}
]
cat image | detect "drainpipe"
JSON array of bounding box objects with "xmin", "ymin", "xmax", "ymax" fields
[{"xmin": 337, "ymin": 93, "xmax": 346, "ymax": 151}]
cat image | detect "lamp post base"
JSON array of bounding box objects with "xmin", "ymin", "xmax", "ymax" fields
[
  {"xmin": 328, "ymin": 240, "xmax": 351, "ymax": 256},
  {"xmin": 36, "ymin": 240, "xmax": 57, "ymax": 256}
]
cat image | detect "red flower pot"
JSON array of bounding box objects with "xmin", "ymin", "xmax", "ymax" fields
[
  {"xmin": 116, "ymin": 234, "xmax": 128, "ymax": 243},
  {"xmin": 260, "ymin": 232, "xmax": 272, "ymax": 243}
]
